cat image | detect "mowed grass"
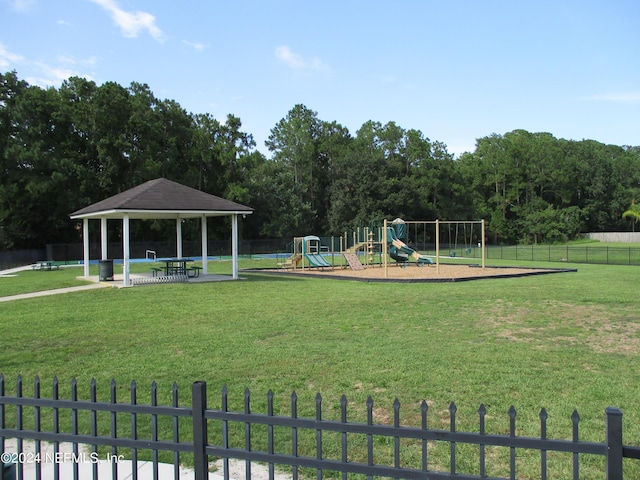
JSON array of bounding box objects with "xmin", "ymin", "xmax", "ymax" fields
[
  {"xmin": 0, "ymin": 265, "xmax": 93, "ymax": 296},
  {"xmin": 1, "ymin": 259, "xmax": 640, "ymax": 478}
]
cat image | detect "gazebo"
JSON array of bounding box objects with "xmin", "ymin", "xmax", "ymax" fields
[{"xmin": 69, "ymin": 178, "xmax": 254, "ymax": 286}]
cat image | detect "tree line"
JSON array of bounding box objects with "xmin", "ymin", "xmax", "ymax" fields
[{"xmin": 1, "ymin": 70, "xmax": 639, "ymax": 250}]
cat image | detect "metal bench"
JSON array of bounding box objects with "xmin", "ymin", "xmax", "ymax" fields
[{"xmin": 150, "ymin": 267, "xmax": 164, "ymax": 277}]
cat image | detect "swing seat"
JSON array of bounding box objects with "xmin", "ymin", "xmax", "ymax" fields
[
  {"xmin": 449, "ymin": 251, "xmax": 456, "ymax": 257},
  {"xmin": 465, "ymin": 247, "xmax": 472, "ymax": 255}
]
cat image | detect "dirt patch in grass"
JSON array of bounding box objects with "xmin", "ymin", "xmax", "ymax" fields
[{"xmin": 479, "ymin": 301, "xmax": 640, "ymax": 355}]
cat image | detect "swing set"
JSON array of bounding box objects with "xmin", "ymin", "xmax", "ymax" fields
[
  {"xmin": 382, "ymin": 219, "xmax": 485, "ymax": 277},
  {"xmin": 448, "ymin": 222, "xmax": 475, "ymax": 257}
]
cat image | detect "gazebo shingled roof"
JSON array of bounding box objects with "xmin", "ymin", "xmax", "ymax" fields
[{"xmin": 70, "ymin": 178, "xmax": 253, "ymax": 219}]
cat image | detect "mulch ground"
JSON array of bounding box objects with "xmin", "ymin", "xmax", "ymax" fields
[{"xmin": 247, "ymin": 263, "xmax": 577, "ymax": 283}]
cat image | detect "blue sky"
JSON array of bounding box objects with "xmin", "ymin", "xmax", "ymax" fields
[{"xmin": 1, "ymin": 0, "xmax": 639, "ymax": 157}]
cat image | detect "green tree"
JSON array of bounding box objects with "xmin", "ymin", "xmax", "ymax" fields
[
  {"xmin": 266, "ymin": 104, "xmax": 333, "ymax": 233},
  {"xmin": 245, "ymin": 160, "xmax": 313, "ymax": 238},
  {"xmin": 0, "ymin": 71, "xmax": 29, "ymax": 248},
  {"xmin": 125, "ymin": 82, "xmax": 163, "ymax": 183},
  {"xmin": 468, "ymin": 133, "xmax": 519, "ymax": 243},
  {"xmin": 404, "ymin": 130, "xmax": 459, "ymax": 219},
  {"xmin": 213, "ymin": 114, "xmax": 258, "ymax": 204},
  {"xmin": 622, "ymin": 202, "xmax": 640, "ymax": 232}
]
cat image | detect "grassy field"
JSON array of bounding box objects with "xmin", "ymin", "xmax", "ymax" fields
[{"xmin": 1, "ymin": 258, "xmax": 640, "ymax": 478}]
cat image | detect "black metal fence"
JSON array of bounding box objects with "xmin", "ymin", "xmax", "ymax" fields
[
  {"xmin": 44, "ymin": 239, "xmax": 289, "ymax": 264},
  {"xmin": 483, "ymin": 245, "xmax": 640, "ymax": 266},
  {"xmin": 1, "ymin": 376, "xmax": 640, "ymax": 479},
  {"xmin": 0, "ymin": 249, "xmax": 45, "ymax": 271},
  {"xmin": 0, "ymin": 240, "xmax": 290, "ymax": 270},
  {"xmin": 2, "ymin": 241, "xmax": 640, "ymax": 270}
]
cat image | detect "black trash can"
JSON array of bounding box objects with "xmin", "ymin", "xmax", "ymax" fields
[{"xmin": 99, "ymin": 259, "xmax": 114, "ymax": 281}]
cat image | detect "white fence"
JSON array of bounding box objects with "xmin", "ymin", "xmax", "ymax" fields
[{"xmin": 585, "ymin": 232, "xmax": 640, "ymax": 243}]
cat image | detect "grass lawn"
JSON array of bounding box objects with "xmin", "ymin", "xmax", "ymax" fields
[
  {"xmin": 1, "ymin": 258, "xmax": 639, "ymax": 478},
  {"xmin": 0, "ymin": 265, "xmax": 93, "ymax": 297}
]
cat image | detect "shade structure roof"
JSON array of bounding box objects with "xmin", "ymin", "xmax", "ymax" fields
[{"xmin": 69, "ymin": 178, "xmax": 253, "ymax": 220}]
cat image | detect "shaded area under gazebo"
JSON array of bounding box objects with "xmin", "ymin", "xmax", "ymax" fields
[{"xmin": 69, "ymin": 178, "xmax": 253, "ymax": 287}]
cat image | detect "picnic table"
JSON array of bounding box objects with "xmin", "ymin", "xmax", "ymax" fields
[
  {"xmin": 32, "ymin": 261, "xmax": 59, "ymax": 271},
  {"xmin": 154, "ymin": 258, "xmax": 202, "ymax": 278},
  {"xmin": 158, "ymin": 258, "xmax": 191, "ymax": 276}
]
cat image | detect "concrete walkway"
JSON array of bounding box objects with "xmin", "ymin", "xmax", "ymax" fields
[
  {"xmin": 3, "ymin": 439, "xmax": 290, "ymax": 479},
  {"xmin": 0, "ymin": 264, "xmax": 110, "ymax": 302},
  {"xmin": 0, "ymin": 265, "xmax": 240, "ymax": 302},
  {"xmin": 5, "ymin": 456, "xmax": 280, "ymax": 480},
  {"xmin": 0, "ymin": 282, "xmax": 109, "ymax": 302}
]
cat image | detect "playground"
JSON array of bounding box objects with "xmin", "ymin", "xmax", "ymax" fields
[
  {"xmin": 283, "ymin": 262, "xmax": 567, "ymax": 282},
  {"xmin": 268, "ymin": 219, "xmax": 575, "ymax": 282}
]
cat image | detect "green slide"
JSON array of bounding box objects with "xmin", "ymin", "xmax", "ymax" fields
[
  {"xmin": 387, "ymin": 227, "xmax": 434, "ymax": 265},
  {"xmin": 305, "ymin": 253, "xmax": 331, "ymax": 268}
]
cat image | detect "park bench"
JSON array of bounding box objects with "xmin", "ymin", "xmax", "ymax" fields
[
  {"xmin": 188, "ymin": 266, "xmax": 203, "ymax": 278},
  {"xmin": 150, "ymin": 267, "xmax": 164, "ymax": 277}
]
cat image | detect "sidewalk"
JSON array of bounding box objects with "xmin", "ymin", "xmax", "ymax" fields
[
  {"xmin": 3, "ymin": 439, "xmax": 291, "ymax": 480},
  {"xmin": 1, "ymin": 265, "xmax": 110, "ymax": 303},
  {"xmin": 5, "ymin": 457, "xmax": 267, "ymax": 480},
  {"xmin": 0, "ymin": 283, "xmax": 109, "ymax": 302},
  {"xmin": 7, "ymin": 457, "xmax": 201, "ymax": 479},
  {"xmin": 0, "ymin": 265, "xmax": 239, "ymax": 302}
]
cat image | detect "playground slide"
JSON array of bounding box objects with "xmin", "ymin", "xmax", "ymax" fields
[
  {"xmin": 391, "ymin": 238, "xmax": 434, "ymax": 265},
  {"xmin": 389, "ymin": 245, "xmax": 408, "ymax": 263},
  {"xmin": 304, "ymin": 253, "xmax": 331, "ymax": 268}
]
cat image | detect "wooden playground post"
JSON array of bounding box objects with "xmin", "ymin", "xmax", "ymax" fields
[
  {"xmin": 383, "ymin": 219, "xmax": 388, "ymax": 278},
  {"xmin": 481, "ymin": 219, "xmax": 486, "ymax": 269},
  {"xmin": 330, "ymin": 236, "xmax": 334, "ymax": 267},
  {"xmin": 435, "ymin": 220, "xmax": 440, "ymax": 274}
]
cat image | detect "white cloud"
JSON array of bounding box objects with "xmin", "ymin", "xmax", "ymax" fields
[
  {"xmin": 89, "ymin": 0, "xmax": 164, "ymax": 42},
  {"xmin": 28, "ymin": 64, "xmax": 86, "ymax": 87},
  {"xmin": 585, "ymin": 92, "xmax": 640, "ymax": 103},
  {"xmin": 55, "ymin": 53, "xmax": 98, "ymax": 70},
  {"xmin": 275, "ymin": 45, "xmax": 330, "ymax": 72},
  {"xmin": 27, "ymin": 56, "xmax": 97, "ymax": 87},
  {"xmin": 3, "ymin": 0, "xmax": 35, "ymax": 12},
  {"xmin": 183, "ymin": 40, "xmax": 206, "ymax": 51},
  {"xmin": 0, "ymin": 43, "xmax": 24, "ymax": 69},
  {"xmin": 0, "ymin": 43, "xmax": 96, "ymax": 87},
  {"xmin": 275, "ymin": 46, "xmax": 305, "ymax": 69}
]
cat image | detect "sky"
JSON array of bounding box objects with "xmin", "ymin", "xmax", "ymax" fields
[{"xmin": 1, "ymin": 0, "xmax": 639, "ymax": 157}]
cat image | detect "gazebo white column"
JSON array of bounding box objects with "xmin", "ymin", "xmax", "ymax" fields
[
  {"xmin": 82, "ymin": 218, "xmax": 90, "ymax": 277},
  {"xmin": 123, "ymin": 214, "xmax": 130, "ymax": 287},
  {"xmin": 201, "ymin": 216, "xmax": 208, "ymax": 274},
  {"xmin": 176, "ymin": 218, "xmax": 183, "ymax": 258},
  {"xmin": 101, "ymin": 217, "xmax": 108, "ymax": 260},
  {"xmin": 232, "ymin": 214, "xmax": 239, "ymax": 279}
]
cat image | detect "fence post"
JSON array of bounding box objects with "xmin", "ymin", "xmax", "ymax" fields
[
  {"xmin": 605, "ymin": 407, "xmax": 623, "ymax": 480},
  {"xmin": 192, "ymin": 381, "xmax": 208, "ymax": 480}
]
